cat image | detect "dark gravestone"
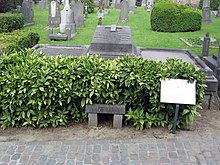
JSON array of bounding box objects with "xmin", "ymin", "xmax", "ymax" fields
[
  {"xmin": 120, "ymin": 0, "xmax": 129, "ymax": 22},
  {"xmin": 48, "ymin": 0, "xmax": 61, "ymax": 27},
  {"xmin": 73, "ymin": 1, "xmax": 85, "ymax": 27},
  {"xmin": 217, "ymin": 6, "xmax": 220, "ymax": 18},
  {"xmin": 202, "ymin": 0, "xmax": 212, "ymax": 24},
  {"xmin": 21, "ymin": 0, "xmax": 34, "ymax": 26},
  {"xmin": 87, "ymin": 25, "xmax": 139, "ymax": 59},
  {"xmin": 202, "ymin": 32, "xmax": 210, "ymax": 57}
]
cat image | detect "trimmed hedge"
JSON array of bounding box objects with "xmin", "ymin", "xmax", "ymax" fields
[
  {"xmin": 151, "ymin": 2, "xmax": 202, "ymax": 32},
  {"xmin": 0, "ymin": 30, "xmax": 40, "ymax": 55},
  {"xmin": 0, "ymin": 50, "xmax": 206, "ymax": 130},
  {"xmin": 199, "ymin": 0, "xmax": 220, "ymax": 10},
  {"xmin": 0, "ymin": 13, "xmax": 24, "ymax": 33}
]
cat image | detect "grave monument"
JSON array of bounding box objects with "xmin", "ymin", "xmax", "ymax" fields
[
  {"xmin": 87, "ymin": 25, "xmax": 140, "ymax": 59},
  {"xmin": 48, "ymin": 0, "xmax": 61, "ymax": 27},
  {"xmin": 120, "ymin": 0, "xmax": 129, "ymax": 22},
  {"xmin": 202, "ymin": 0, "xmax": 212, "ymax": 24},
  {"xmin": 39, "ymin": 0, "xmax": 46, "ymax": 10},
  {"xmin": 217, "ymin": 6, "xmax": 220, "ymax": 18},
  {"xmin": 73, "ymin": 1, "xmax": 85, "ymax": 27},
  {"xmin": 21, "ymin": 0, "xmax": 35, "ymax": 26},
  {"xmin": 60, "ymin": 0, "xmax": 76, "ymax": 35},
  {"xmin": 127, "ymin": 0, "xmax": 136, "ymax": 13}
]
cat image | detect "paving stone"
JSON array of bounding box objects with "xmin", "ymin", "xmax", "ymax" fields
[
  {"xmin": 168, "ymin": 151, "xmax": 178, "ymax": 159},
  {"xmin": 11, "ymin": 153, "xmax": 21, "ymax": 160},
  {"xmin": 1, "ymin": 155, "xmax": 10, "ymax": 162}
]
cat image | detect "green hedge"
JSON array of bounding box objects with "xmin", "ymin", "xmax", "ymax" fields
[
  {"xmin": 81, "ymin": 0, "xmax": 95, "ymax": 13},
  {"xmin": 0, "ymin": 30, "xmax": 40, "ymax": 55},
  {"xmin": 151, "ymin": 2, "xmax": 202, "ymax": 32},
  {"xmin": 0, "ymin": 50, "xmax": 206, "ymax": 130},
  {"xmin": 199, "ymin": 0, "xmax": 220, "ymax": 10},
  {"xmin": 0, "ymin": 13, "xmax": 24, "ymax": 33}
]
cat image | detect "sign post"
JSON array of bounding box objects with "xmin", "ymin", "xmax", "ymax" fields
[{"xmin": 160, "ymin": 79, "xmax": 196, "ymax": 134}]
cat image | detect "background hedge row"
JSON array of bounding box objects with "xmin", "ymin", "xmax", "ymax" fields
[
  {"xmin": 0, "ymin": 30, "xmax": 39, "ymax": 55},
  {"xmin": 0, "ymin": 50, "xmax": 206, "ymax": 130},
  {"xmin": 151, "ymin": 2, "xmax": 202, "ymax": 32},
  {"xmin": 0, "ymin": 13, "xmax": 24, "ymax": 33}
]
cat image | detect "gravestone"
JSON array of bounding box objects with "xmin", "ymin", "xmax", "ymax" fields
[
  {"xmin": 60, "ymin": 0, "xmax": 76, "ymax": 35},
  {"xmin": 120, "ymin": 0, "xmax": 129, "ymax": 22},
  {"xmin": 127, "ymin": 0, "xmax": 136, "ymax": 13},
  {"xmin": 112, "ymin": 0, "xmax": 121, "ymax": 8},
  {"xmin": 39, "ymin": 0, "xmax": 46, "ymax": 10},
  {"xmin": 103, "ymin": 0, "xmax": 110, "ymax": 8},
  {"xmin": 217, "ymin": 6, "xmax": 220, "ymax": 18},
  {"xmin": 21, "ymin": 0, "xmax": 35, "ymax": 26},
  {"xmin": 202, "ymin": 0, "xmax": 212, "ymax": 24},
  {"xmin": 146, "ymin": 1, "xmax": 152, "ymax": 12},
  {"xmin": 87, "ymin": 25, "xmax": 139, "ymax": 59},
  {"xmin": 202, "ymin": 32, "xmax": 210, "ymax": 57},
  {"xmin": 48, "ymin": 0, "xmax": 61, "ymax": 27},
  {"xmin": 73, "ymin": 1, "xmax": 85, "ymax": 27}
]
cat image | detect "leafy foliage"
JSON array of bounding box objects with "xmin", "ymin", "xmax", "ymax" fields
[
  {"xmin": 81, "ymin": 0, "xmax": 95, "ymax": 13},
  {"xmin": 0, "ymin": 13, "xmax": 24, "ymax": 33},
  {"xmin": 151, "ymin": 2, "xmax": 202, "ymax": 32},
  {"xmin": 1, "ymin": 30, "xmax": 40, "ymax": 54},
  {"xmin": 0, "ymin": 50, "xmax": 206, "ymax": 130}
]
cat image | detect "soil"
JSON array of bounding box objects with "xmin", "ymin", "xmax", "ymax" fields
[{"xmin": 0, "ymin": 108, "xmax": 220, "ymax": 142}]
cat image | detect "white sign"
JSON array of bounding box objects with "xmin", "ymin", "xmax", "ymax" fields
[{"xmin": 160, "ymin": 79, "xmax": 196, "ymax": 105}]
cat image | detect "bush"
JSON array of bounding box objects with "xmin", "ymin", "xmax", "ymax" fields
[
  {"xmin": 199, "ymin": 0, "xmax": 220, "ymax": 10},
  {"xmin": 1, "ymin": 30, "xmax": 40, "ymax": 54},
  {"xmin": 0, "ymin": 0, "xmax": 23, "ymax": 13},
  {"xmin": 0, "ymin": 13, "xmax": 24, "ymax": 33},
  {"xmin": 0, "ymin": 50, "xmax": 206, "ymax": 129},
  {"xmin": 151, "ymin": 2, "xmax": 202, "ymax": 32}
]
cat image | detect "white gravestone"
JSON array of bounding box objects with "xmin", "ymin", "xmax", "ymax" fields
[{"xmin": 51, "ymin": 1, "xmax": 56, "ymax": 17}]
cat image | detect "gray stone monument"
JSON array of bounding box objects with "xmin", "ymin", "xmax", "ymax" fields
[
  {"xmin": 214, "ymin": 46, "xmax": 220, "ymax": 74},
  {"xmin": 60, "ymin": 0, "xmax": 76, "ymax": 35},
  {"xmin": 39, "ymin": 0, "xmax": 46, "ymax": 10},
  {"xmin": 48, "ymin": 0, "xmax": 61, "ymax": 27},
  {"xmin": 112, "ymin": 0, "xmax": 121, "ymax": 8},
  {"xmin": 127, "ymin": 0, "xmax": 136, "ymax": 14},
  {"xmin": 21, "ymin": 0, "xmax": 34, "ymax": 26},
  {"xmin": 202, "ymin": 32, "xmax": 211, "ymax": 57},
  {"xmin": 217, "ymin": 6, "xmax": 220, "ymax": 18},
  {"xmin": 202, "ymin": 0, "xmax": 212, "ymax": 24},
  {"xmin": 103, "ymin": 0, "xmax": 110, "ymax": 8},
  {"xmin": 87, "ymin": 25, "xmax": 139, "ymax": 59},
  {"xmin": 73, "ymin": 1, "xmax": 85, "ymax": 27},
  {"xmin": 120, "ymin": 0, "xmax": 129, "ymax": 22}
]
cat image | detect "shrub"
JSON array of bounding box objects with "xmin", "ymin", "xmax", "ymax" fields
[
  {"xmin": 199, "ymin": 0, "xmax": 220, "ymax": 10},
  {"xmin": 0, "ymin": 13, "xmax": 24, "ymax": 33},
  {"xmin": 0, "ymin": 0, "xmax": 23, "ymax": 13},
  {"xmin": 151, "ymin": 2, "xmax": 202, "ymax": 32},
  {"xmin": 0, "ymin": 50, "xmax": 206, "ymax": 130},
  {"xmin": 1, "ymin": 30, "xmax": 40, "ymax": 54}
]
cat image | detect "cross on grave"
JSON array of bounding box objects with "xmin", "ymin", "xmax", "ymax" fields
[{"xmin": 104, "ymin": 25, "xmax": 122, "ymax": 32}]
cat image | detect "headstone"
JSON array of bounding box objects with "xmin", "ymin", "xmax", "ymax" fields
[
  {"xmin": 60, "ymin": 0, "xmax": 76, "ymax": 35},
  {"xmin": 103, "ymin": 0, "xmax": 110, "ymax": 8},
  {"xmin": 146, "ymin": 1, "xmax": 152, "ymax": 12},
  {"xmin": 217, "ymin": 6, "xmax": 220, "ymax": 18},
  {"xmin": 202, "ymin": 32, "xmax": 210, "ymax": 57},
  {"xmin": 21, "ymin": 0, "xmax": 35, "ymax": 26},
  {"xmin": 202, "ymin": 0, "xmax": 212, "ymax": 24},
  {"xmin": 73, "ymin": 1, "xmax": 84, "ymax": 27},
  {"xmin": 39, "ymin": 0, "xmax": 46, "ymax": 10},
  {"xmin": 16, "ymin": 5, "xmax": 21, "ymax": 12},
  {"xmin": 120, "ymin": 0, "xmax": 129, "ymax": 22},
  {"xmin": 48, "ymin": 0, "xmax": 61, "ymax": 27},
  {"xmin": 127, "ymin": 0, "xmax": 136, "ymax": 14},
  {"xmin": 112, "ymin": 0, "xmax": 121, "ymax": 8},
  {"xmin": 87, "ymin": 25, "xmax": 139, "ymax": 59},
  {"xmin": 142, "ymin": 0, "xmax": 147, "ymax": 6}
]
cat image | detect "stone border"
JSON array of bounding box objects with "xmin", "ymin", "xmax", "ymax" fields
[{"xmin": 179, "ymin": 38, "xmax": 219, "ymax": 49}]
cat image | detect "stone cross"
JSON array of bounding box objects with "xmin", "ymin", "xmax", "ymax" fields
[
  {"xmin": 202, "ymin": 0, "xmax": 212, "ymax": 24},
  {"xmin": 120, "ymin": 0, "xmax": 129, "ymax": 22},
  {"xmin": 217, "ymin": 6, "xmax": 220, "ymax": 18},
  {"xmin": 202, "ymin": 32, "xmax": 211, "ymax": 57}
]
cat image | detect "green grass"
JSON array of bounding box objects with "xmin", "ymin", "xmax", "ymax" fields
[{"xmin": 1, "ymin": 4, "xmax": 220, "ymax": 57}]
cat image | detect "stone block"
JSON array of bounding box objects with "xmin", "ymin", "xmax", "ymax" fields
[
  {"xmin": 113, "ymin": 115, "xmax": 123, "ymax": 128},
  {"xmin": 88, "ymin": 113, "xmax": 98, "ymax": 127}
]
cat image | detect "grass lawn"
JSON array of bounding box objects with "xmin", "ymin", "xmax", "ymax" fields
[{"xmin": 4, "ymin": 4, "xmax": 220, "ymax": 57}]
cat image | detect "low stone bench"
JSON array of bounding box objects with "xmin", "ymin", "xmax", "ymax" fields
[{"xmin": 85, "ymin": 104, "xmax": 126, "ymax": 129}]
